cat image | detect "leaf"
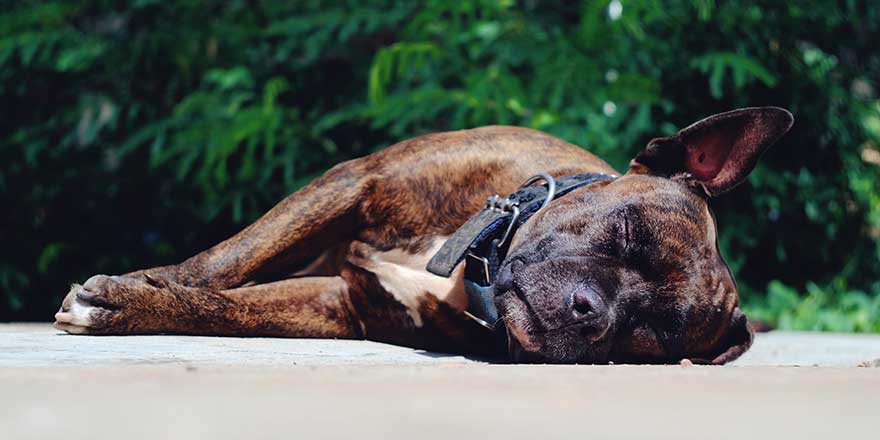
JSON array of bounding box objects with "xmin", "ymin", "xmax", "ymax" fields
[
  {"xmin": 367, "ymin": 42, "xmax": 439, "ymax": 104},
  {"xmin": 56, "ymin": 40, "xmax": 106, "ymax": 72},
  {"xmin": 37, "ymin": 243, "xmax": 65, "ymax": 274},
  {"xmin": 691, "ymin": 52, "xmax": 778, "ymax": 99}
]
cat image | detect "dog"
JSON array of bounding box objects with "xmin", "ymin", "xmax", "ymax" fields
[{"xmin": 54, "ymin": 107, "xmax": 793, "ymax": 364}]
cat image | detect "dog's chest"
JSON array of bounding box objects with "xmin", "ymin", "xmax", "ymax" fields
[{"xmin": 347, "ymin": 236, "xmax": 466, "ymax": 327}]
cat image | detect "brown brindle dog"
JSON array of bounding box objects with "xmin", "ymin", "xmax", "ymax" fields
[{"xmin": 54, "ymin": 107, "xmax": 793, "ymax": 364}]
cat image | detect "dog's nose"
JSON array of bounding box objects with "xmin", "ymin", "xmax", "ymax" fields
[
  {"xmin": 572, "ymin": 289, "xmax": 595, "ymax": 317},
  {"xmin": 570, "ymin": 286, "xmax": 605, "ymax": 319}
]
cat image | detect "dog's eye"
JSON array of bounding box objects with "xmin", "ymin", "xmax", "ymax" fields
[
  {"xmin": 597, "ymin": 209, "xmax": 637, "ymax": 260},
  {"xmin": 615, "ymin": 207, "xmax": 650, "ymax": 260},
  {"xmin": 611, "ymin": 212, "xmax": 631, "ymax": 258}
]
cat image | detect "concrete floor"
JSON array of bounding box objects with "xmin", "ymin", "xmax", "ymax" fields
[{"xmin": 1, "ymin": 323, "xmax": 879, "ymax": 439}]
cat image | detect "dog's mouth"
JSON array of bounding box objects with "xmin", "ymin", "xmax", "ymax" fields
[
  {"xmin": 503, "ymin": 318, "xmax": 613, "ymax": 364},
  {"xmin": 496, "ymin": 286, "xmax": 551, "ymax": 362},
  {"xmin": 505, "ymin": 324, "xmax": 533, "ymax": 363},
  {"xmin": 498, "ymin": 289, "xmax": 613, "ymax": 363},
  {"xmin": 497, "ymin": 290, "xmax": 540, "ymax": 352}
]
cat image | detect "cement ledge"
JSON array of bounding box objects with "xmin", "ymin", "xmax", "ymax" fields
[{"xmin": 1, "ymin": 323, "xmax": 879, "ymax": 367}]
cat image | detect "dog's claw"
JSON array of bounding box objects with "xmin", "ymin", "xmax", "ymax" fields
[{"xmin": 76, "ymin": 289, "xmax": 116, "ymax": 309}]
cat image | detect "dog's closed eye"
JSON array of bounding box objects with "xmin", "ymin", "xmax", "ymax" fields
[{"xmin": 603, "ymin": 209, "xmax": 634, "ymax": 259}]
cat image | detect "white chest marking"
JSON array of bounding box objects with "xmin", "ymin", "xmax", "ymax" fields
[{"xmin": 348, "ymin": 237, "xmax": 465, "ymax": 327}]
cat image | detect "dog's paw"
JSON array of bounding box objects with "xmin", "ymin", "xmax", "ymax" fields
[{"xmin": 53, "ymin": 274, "xmax": 162, "ymax": 335}]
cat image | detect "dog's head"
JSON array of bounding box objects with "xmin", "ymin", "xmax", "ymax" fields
[{"xmin": 496, "ymin": 107, "xmax": 793, "ymax": 364}]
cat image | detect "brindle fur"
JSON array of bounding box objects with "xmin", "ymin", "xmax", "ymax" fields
[{"xmin": 55, "ymin": 108, "xmax": 793, "ymax": 364}]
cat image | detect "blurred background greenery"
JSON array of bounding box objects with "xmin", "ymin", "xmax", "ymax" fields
[{"xmin": 2, "ymin": 0, "xmax": 880, "ymax": 331}]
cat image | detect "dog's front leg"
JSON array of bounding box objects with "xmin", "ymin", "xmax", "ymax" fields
[
  {"xmin": 120, "ymin": 161, "xmax": 370, "ymax": 290},
  {"xmin": 53, "ymin": 274, "xmax": 361, "ymax": 338}
]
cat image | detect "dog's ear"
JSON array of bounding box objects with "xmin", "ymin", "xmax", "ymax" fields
[
  {"xmin": 628, "ymin": 107, "xmax": 793, "ymax": 196},
  {"xmin": 707, "ymin": 307, "xmax": 754, "ymax": 365}
]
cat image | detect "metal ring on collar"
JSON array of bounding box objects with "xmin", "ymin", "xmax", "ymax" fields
[
  {"xmin": 494, "ymin": 173, "xmax": 557, "ymax": 248},
  {"xmin": 521, "ymin": 173, "xmax": 557, "ymax": 211}
]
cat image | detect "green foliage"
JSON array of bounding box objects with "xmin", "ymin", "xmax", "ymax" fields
[
  {"xmin": 691, "ymin": 52, "xmax": 778, "ymax": 99},
  {"xmin": 746, "ymin": 280, "xmax": 880, "ymax": 332},
  {"xmin": 2, "ymin": 0, "xmax": 880, "ymax": 330}
]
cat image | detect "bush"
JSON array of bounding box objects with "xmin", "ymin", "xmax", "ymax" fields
[{"xmin": 2, "ymin": 0, "xmax": 879, "ymax": 330}]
